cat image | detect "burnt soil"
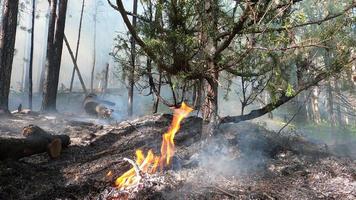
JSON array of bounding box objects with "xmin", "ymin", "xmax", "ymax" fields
[{"xmin": 0, "ymin": 113, "xmax": 355, "ymax": 200}]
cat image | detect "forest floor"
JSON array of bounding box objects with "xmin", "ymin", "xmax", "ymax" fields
[{"xmin": 0, "ymin": 112, "xmax": 355, "ymax": 200}]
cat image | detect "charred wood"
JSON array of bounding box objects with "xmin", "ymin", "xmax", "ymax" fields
[{"xmin": 0, "ymin": 125, "xmax": 70, "ymax": 160}]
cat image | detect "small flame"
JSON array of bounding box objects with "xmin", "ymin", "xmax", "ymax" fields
[{"xmin": 114, "ymin": 102, "xmax": 193, "ymax": 189}]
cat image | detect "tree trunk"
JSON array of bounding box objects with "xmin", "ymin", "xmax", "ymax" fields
[
  {"xmin": 201, "ymin": 74, "xmax": 219, "ymax": 138},
  {"xmin": 28, "ymin": 0, "xmax": 35, "ymax": 110},
  {"xmin": 0, "ymin": 0, "xmax": 19, "ymax": 113},
  {"xmin": 22, "ymin": 19, "xmax": 31, "ymax": 95},
  {"xmin": 69, "ymin": 0, "xmax": 85, "ymax": 92},
  {"xmin": 310, "ymin": 86, "xmax": 321, "ymax": 124},
  {"xmin": 193, "ymin": 78, "xmax": 203, "ymax": 112},
  {"xmin": 38, "ymin": 5, "xmax": 50, "ymax": 93},
  {"xmin": 41, "ymin": 0, "xmax": 68, "ymax": 112},
  {"xmin": 200, "ymin": 0, "xmax": 219, "ymax": 138},
  {"xmin": 103, "ymin": 63, "xmax": 109, "ymax": 94},
  {"xmin": 327, "ymin": 80, "xmax": 336, "ymax": 126},
  {"xmin": 294, "ymin": 91, "xmax": 308, "ymax": 124},
  {"xmin": 202, "ymin": 70, "xmax": 218, "ymax": 123},
  {"xmin": 153, "ymin": 71, "xmax": 162, "ymax": 114},
  {"xmin": 334, "ymin": 79, "xmax": 343, "ymax": 126},
  {"xmin": 200, "ymin": 0, "xmax": 218, "ymax": 121},
  {"xmin": 128, "ymin": 0, "xmax": 138, "ymax": 117},
  {"xmin": 90, "ymin": 3, "xmax": 97, "ymax": 93}
]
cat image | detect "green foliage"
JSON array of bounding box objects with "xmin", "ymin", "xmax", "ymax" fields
[
  {"xmin": 285, "ymin": 84, "xmax": 295, "ymax": 97},
  {"xmin": 111, "ymin": 0, "xmax": 355, "ymax": 112}
]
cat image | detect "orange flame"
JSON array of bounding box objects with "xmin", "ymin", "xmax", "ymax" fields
[{"xmin": 114, "ymin": 102, "xmax": 193, "ymax": 189}]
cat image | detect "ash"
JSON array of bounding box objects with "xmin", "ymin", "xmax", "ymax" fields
[{"xmin": 0, "ymin": 113, "xmax": 355, "ymax": 200}]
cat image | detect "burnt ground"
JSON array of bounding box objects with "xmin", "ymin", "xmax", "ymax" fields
[{"xmin": 0, "ymin": 113, "xmax": 355, "ymax": 200}]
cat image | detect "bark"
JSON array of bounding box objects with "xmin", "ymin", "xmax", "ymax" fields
[
  {"xmin": 0, "ymin": 125, "xmax": 70, "ymax": 160},
  {"xmin": 41, "ymin": 0, "xmax": 68, "ymax": 112},
  {"xmin": 28, "ymin": 0, "xmax": 35, "ymax": 110},
  {"xmin": 128, "ymin": 0, "xmax": 138, "ymax": 117},
  {"xmin": 69, "ymin": 0, "xmax": 85, "ymax": 92},
  {"xmin": 201, "ymin": 71, "xmax": 219, "ymax": 138},
  {"xmin": 0, "ymin": 0, "xmax": 18, "ymax": 113}
]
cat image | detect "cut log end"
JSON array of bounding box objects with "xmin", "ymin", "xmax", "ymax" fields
[{"xmin": 47, "ymin": 138, "xmax": 62, "ymax": 159}]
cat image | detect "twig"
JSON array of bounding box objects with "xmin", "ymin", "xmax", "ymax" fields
[
  {"xmin": 123, "ymin": 157, "xmax": 142, "ymax": 182},
  {"xmin": 207, "ymin": 185, "xmax": 239, "ymax": 199},
  {"xmin": 277, "ymin": 91, "xmax": 312, "ymax": 134},
  {"xmin": 126, "ymin": 121, "xmax": 143, "ymax": 134}
]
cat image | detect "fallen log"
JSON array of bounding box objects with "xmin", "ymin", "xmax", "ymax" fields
[{"xmin": 0, "ymin": 125, "xmax": 70, "ymax": 160}]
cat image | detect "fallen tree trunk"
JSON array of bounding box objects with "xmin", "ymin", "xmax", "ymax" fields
[{"xmin": 0, "ymin": 125, "xmax": 70, "ymax": 160}]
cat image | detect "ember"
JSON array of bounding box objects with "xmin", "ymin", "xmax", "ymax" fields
[{"xmin": 114, "ymin": 102, "xmax": 193, "ymax": 190}]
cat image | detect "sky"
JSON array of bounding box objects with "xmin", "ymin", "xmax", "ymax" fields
[{"xmin": 11, "ymin": 0, "xmax": 135, "ymax": 92}]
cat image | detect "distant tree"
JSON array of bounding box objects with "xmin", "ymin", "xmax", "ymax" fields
[
  {"xmin": 0, "ymin": 0, "xmax": 19, "ymax": 113},
  {"xmin": 41, "ymin": 0, "xmax": 68, "ymax": 112},
  {"xmin": 69, "ymin": 0, "xmax": 85, "ymax": 92},
  {"xmin": 28, "ymin": 0, "xmax": 36, "ymax": 110},
  {"xmin": 38, "ymin": 6, "xmax": 50, "ymax": 94},
  {"xmin": 127, "ymin": 0, "xmax": 138, "ymax": 117},
  {"xmin": 90, "ymin": 0, "xmax": 99, "ymax": 92}
]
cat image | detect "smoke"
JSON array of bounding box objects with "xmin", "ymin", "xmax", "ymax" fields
[{"xmin": 185, "ymin": 122, "xmax": 278, "ymax": 181}]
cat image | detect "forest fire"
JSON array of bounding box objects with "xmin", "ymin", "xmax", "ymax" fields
[{"xmin": 114, "ymin": 102, "xmax": 193, "ymax": 190}]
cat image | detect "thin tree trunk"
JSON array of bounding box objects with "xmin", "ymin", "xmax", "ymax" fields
[
  {"xmin": 69, "ymin": 0, "xmax": 85, "ymax": 92},
  {"xmin": 0, "ymin": 0, "xmax": 19, "ymax": 113},
  {"xmin": 167, "ymin": 75, "xmax": 177, "ymax": 106},
  {"xmin": 201, "ymin": 0, "xmax": 219, "ymax": 121},
  {"xmin": 198, "ymin": 0, "xmax": 219, "ymax": 138},
  {"xmin": 153, "ymin": 71, "xmax": 162, "ymax": 114},
  {"xmin": 28, "ymin": 0, "xmax": 35, "ymax": 110},
  {"xmin": 38, "ymin": 5, "xmax": 50, "ymax": 93},
  {"xmin": 22, "ymin": 19, "xmax": 31, "ymax": 95},
  {"xmin": 103, "ymin": 63, "xmax": 109, "ymax": 94},
  {"xmin": 63, "ymin": 34, "xmax": 87, "ymax": 94},
  {"xmin": 310, "ymin": 86, "xmax": 321, "ymax": 124},
  {"xmin": 41, "ymin": 0, "xmax": 68, "ymax": 112},
  {"xmin": 334, "ymin": 79, "xmax": 343, "ymax": 126},
  {"xmin": 327, "ymin": 80, "xmax": 336, "ymax": 126},
  {"xmin": 128, "ymin": 0, "xmax": 138, "ymax": 117},
  {"xmin": 193, "ymin": 78, "xmax": 203, "ymax": 112},
  {"xmin": 90, "ymin": 3, "xmax": 97, "ymax": 93},
  {"xmin": 202, "ymin": 71, "xmax": 219, "ymax": 138}
]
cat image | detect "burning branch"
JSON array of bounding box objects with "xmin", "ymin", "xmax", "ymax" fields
[
  {"xmin": 123, "ymin": 157, "xmax": 142, "ymax": 185},
  {"xmin": 112, "ymin": 102, "xmax": 193, "ymax": 190}
]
